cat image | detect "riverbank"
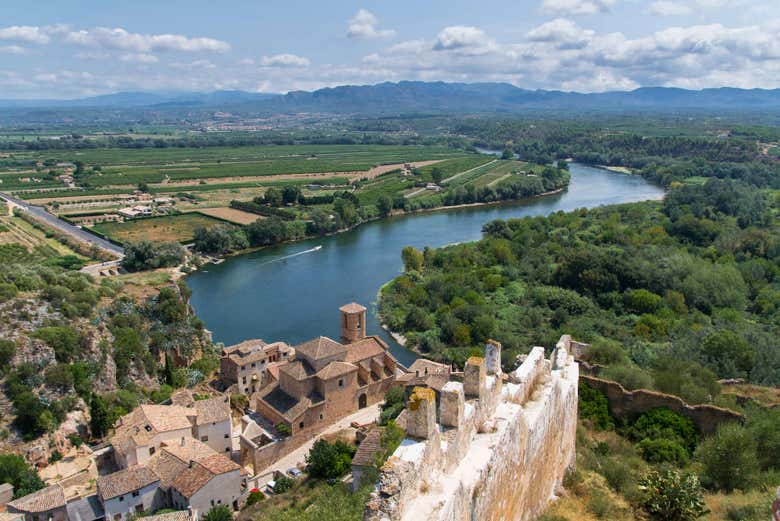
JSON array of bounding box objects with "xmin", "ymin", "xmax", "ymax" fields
[{"xmin": 198, "ymin": 185, "xmax": 570, "ymax": 266}]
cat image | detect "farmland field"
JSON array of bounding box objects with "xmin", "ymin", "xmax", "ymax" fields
[
  {"xmin": 92, "ymin": 213, "xmax": 225, "ymax": 244},
  {"xmin": 194, "ymin": 207, "xmax": 261, "ymax": 225}
]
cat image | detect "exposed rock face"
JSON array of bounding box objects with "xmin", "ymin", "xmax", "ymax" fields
[{"xmin": 365, "ymin": 337, "xmax": 579, "ymax": 521}]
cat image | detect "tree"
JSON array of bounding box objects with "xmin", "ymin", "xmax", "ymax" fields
[
  {"xmin": 122, "ymin": 241, "xmax": 185, "ymax": 272},
  {"xmin": 639, "ymin": 469, "xmax": 708, "ymax": 521},
  {"xmin": 695, "ymin": 423, "xmax": 759, "ymax": 492},
  {"xmin": 306, "ymin": 439, "xmax": 354, "ymax": 479},
  {"xmin": 164, "ymin": 354, "xmax": 175, "ymax": 387},
  {"xmin": 281, "ymin": 185, "xmax": 301, "ymax": 205},
  {"xmin": 431, "ymin": 167, "xmax": 444, "ymax": 184},
  {"xmin": 501, "ymin": 148, "xmax": 514, "ymax": 160},
  {"xmin": 137, "ymin": 181, "xmax": 150, "ymax": 193},
  {"xmin": 0, "ymin": 454, "xmax": 46, "ymax": 499},
  {"xmin": 0, "ymin": 339, "xmax": 16, "ymax": 371},
  {"xmin": 699, "ymin": 330, "xmax": 755, "ymax": 378},
  {"xmin": 377, "ymin": 195, "xmax": 394, "ymax": 217},
  {"xmin": 203, "ymin": 505, "xmax": 232, "ymax": 521},
  {"xmin": 264, "ymin": 187, "xmax": 283, "ymax": 206},
  {"xmin": 401, "ymin": 246, "xmax": 423, "ymax": 272},
  {"xmin": 90, "ymin": 394, "xmax": 111, "ymax": 439}
]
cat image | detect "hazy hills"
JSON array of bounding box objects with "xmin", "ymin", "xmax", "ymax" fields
[{"xmin": 3, "ymin": 81, "xmax": 780, "ymax": 116}]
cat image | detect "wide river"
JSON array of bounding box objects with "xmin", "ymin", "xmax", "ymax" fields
[{"xmin": 187, "ymin": 163, "xmax": 664, "ymax": 367}]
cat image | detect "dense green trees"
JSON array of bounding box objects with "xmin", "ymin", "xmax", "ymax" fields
[
  {"xmin": 122, "ymin": 241, "xmax": 186, "ymax": 272},
  {"xmin": 306, "ymin": 439, "xmax": 356, "ymax": 479},
  {"xmin": 0, "ymin": 454, "xmax": 45, "ymax": 498}
]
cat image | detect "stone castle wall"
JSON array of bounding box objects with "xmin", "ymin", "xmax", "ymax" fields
[
  {"xmin": 580, "ymin": 374, "xmax": 743, "ymax": 435},
  {"xmin": 364, "ymin": 336, "xmax": 579, "ymax": 521}
]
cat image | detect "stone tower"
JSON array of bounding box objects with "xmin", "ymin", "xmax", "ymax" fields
[{"xmin": 340, "ymin": 302, "xmax": 367, "ymax": 343}]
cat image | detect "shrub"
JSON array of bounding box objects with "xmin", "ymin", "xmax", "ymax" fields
[
  {"xmin": 699, "ymin": 330, "xmax": 755, "ymax": 379},
  {"xmin": 637, "ymin": 438, "xmax": 689, "ymax": 466},
  {"xmin": 33, "ymin": 326, "xmax": 83, "ymax": 363},
  {"xmin": 230, "ymin": 394, "xmax": 248, "ymax": 412},
  {"xmin": 273, "ymin": 475, "xmax": 294, "ymax": 493},
  {"xmin": 275, "ymin": 423, "xmax": 291, "ymax": 438},
  {"xmin": 579, "ymin": 383, "xmax": 614, "ymax": 430},
  {"xmin": 245, "ymin": 490, "xmax": 264, "ymax": 506},
  {"xmin": 696, "ymin": 423, "xmax": 759, "ymax": 492},
  {"xmin": 601, "ymin": 363, "xmax": 653, "ymax": 391},
  {"xmin": 0, "ymin": 339, "xmax": 16, "ymax": 371},
  {"xmin": 202, "ymin": 505, "xmax": 232, "ymax": 521},
  {"xmin": 379, "ymin": 387, "xmax": 405, "ymax": 426},
  {"xmin": 627, "ymin": 408, "xmax": 698, "ymax": 454},
  {"xmin": 639, "ymin": 468, "xmax": 708, "ymax": 521}
]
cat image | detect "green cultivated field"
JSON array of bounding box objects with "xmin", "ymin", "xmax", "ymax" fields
[{"xmin": 92, "ymin": 213, "xmax": 225, "ymax": 244}]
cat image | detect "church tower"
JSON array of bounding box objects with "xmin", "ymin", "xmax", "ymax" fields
[{"xmin": 340, "ymin": 302, "xmax": 366, "ymax": 343}]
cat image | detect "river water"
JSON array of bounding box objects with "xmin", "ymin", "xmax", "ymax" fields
[{"xmin": 187, "ymin": 163, "xmax": 664, "ymax": 367}]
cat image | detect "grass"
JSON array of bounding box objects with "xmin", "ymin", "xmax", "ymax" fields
[
  {"xmin": 721, "ymin": 383, "xmax": 780, "ymax": 407},
  {"xmin": 92, "ymin": 213, "xmax": 225, "ymax": 244}
]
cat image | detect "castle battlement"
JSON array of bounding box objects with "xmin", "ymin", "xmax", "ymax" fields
[{"xmin": 364, "ymin": 336, "xmax": 579, "ymax": 521}]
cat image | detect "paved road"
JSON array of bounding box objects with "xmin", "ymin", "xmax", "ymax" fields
[{"xmin": 0, "ymin": 191, "xmax": 125, "ymax": 256}]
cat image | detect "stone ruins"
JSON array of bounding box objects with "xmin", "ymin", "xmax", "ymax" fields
[{"xmin": 364, "ymin": 335, "xmax": 579, "ymax": 521}]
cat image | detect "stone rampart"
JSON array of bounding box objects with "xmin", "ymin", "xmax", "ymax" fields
[
  {"xmin": 365, "ymin": 337, "xmax": 579, "ymax": 521},
  {"xmin": 580, "ymin": 375, "xmax": 743, "ymax": 435}
]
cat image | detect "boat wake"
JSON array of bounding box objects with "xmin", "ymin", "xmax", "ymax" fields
[{"xmin": 258, "ymin": 245, "xmax": 322, "ymax": 266}]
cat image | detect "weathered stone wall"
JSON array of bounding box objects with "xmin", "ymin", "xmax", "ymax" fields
[
  {"xmin": 580, "ymin": 375, "xmax": 743, "ymax": 435},
  {"xmin": 365, "ymin": 337, "xmax": 579, "ymax": 521}
]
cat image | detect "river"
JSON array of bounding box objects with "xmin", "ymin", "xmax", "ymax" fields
[{"xmin": 186, "ymin": 163, "xmax": 664, "ymax": 367}]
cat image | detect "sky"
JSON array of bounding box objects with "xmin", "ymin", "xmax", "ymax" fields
[{"xmin": 1, "ymin": 0, "xmax": 779, "ymax": 99}]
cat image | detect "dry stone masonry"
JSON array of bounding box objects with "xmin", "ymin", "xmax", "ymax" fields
[{"xmin": 364, "ymin": 336, "xmax": 579, "ymax": 521}]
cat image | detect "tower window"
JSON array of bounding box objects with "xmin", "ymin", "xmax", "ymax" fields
[{"xmin": 338, "ymin": 378, "xmax": 344, "ymax": 388}]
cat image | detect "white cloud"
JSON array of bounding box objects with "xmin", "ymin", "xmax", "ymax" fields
[
  {"xmin": 527, "ymin": 18, "xmax": 594, "ymax": 49},
  {"xmin": 260, "ymin": 53, "xmax": 310, "ymax": 67},
  {"xmin": 541, "ymin": 0, "xmax": 616, "ymax": 16},
  {"xmin": 64, "ymin": 27, "xmax": 229, "ymax": 53},
  {"xmin": 120, "ymin": 53, "xmax": 159, "ymax": 64},
  {"xmin": 347, "ymin": 9, "xmax": 395, "ymax": 39},
  {"xmin": 434, "ymin": 26, "xmax": 496, "ymax": 54},
  {"xmin": 0, "ymin": 25, "xmax": 50, "ymax": 44},
  {"xmin": 648, "ymin": 1, "xmax": 693, "ymax": 16},
  {"xmin": 0, "ymin": 45, "xmax": 26, "ymax": 55}
]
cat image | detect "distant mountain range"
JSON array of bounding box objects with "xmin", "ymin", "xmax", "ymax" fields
[{"xmin": 3, "ymin": 81, "xmax": 780, "ymax": 114}]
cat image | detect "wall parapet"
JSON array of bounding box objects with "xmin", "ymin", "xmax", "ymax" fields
[
  {"xmin": 365, "ymin": 337, "xmax": 579, "ymax": 521},
  {"xmin": 580, "ymin": 375, "xmax": 743, "ymax": 435}
]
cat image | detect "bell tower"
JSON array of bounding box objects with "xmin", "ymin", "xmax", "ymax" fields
[{"xmin": 340, "ymin": 302, "xmax": 367, "ymax": 343}]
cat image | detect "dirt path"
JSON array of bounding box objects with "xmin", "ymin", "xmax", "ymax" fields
[{"xmin": 487, "ymin": 173, "xmax": 512, "ymax": 187}]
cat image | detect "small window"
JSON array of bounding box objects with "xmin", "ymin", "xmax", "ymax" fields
[
  {"xmin": 242, "ymin": 377, "xmax": 246, "ymax": 384},
  {"xmin": 251, "ymin": 363, "xmax": 256, "ymax": 368},
  {"xmin": 210, "ymin": 500, "xmax": 215, "ymax": 507},
  {"xmin": 119, "ymin": 496, "xmax": 124, "ymax": 502},
  {"xmin": 338, "ymin": 378, "xmax": 344, "ymax": 388},
  {"xmin": 201, "ymin": 436, "xmax": 209, "ymax": 442},
  {"xmin": 224, "ymin": 433, "xmax": 229, "ymax": 439},
  {"xmin": 299, "ymin": 422, "xmax": 304, "ymax": 430},
  {"xmin": 225, "ymin": 447, "xmax": 230, "ymax": 452},
  {"xmin": 132, "ymin": 491, "xmax": 139, "ymax": 497},
  {"xmin": 149, "ymin": 446, "xmax": 155, "ymax": 456},
  {"xmin": 319, "ymin": 413, "xmax": 324, "ymax": 421}
]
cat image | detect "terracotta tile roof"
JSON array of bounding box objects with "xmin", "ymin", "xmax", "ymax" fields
[
  {"xmin": 170, "ymin": 390, "xmax": 196, "ymax": 408},
  {"xmin": 193, "ymin": 396, "xmax": 230, "ymax": 425},
  {"xmin": 223, "ymin": 339, "xmax": 266, "ymax": 356},
  {"xmin": 339, "ymin": 302, "xmax": 367, "ymax": 314},
  {"xmin": 196, "ymin": 453, "xmax": 240, "ymax": 475},
  {"xmin": 97, "ymin": 466, "xmax": 159, "ymax": 500},
  {"xmin": 344, "ymin": 337, "xmax": 388, "ymax": 363},
  {"xmin": 111, "ymin": 404, "xmax": 196, "ymax": 456},
  {"xmin": 258, "ymin": 386, "xmax": 309, "ymax": 422},
  {"xmin": 142, "ymin": 512, "xmax": 190, "ymax": 521},
  {"xmin": 160, "ymin": 438, "xmax": 216, "ymax": 464},
  {"xmin": 408, "ymin": 359, "xmax": 450, "ymax": 377},
  {"xmin": 352, "ymin": 429, "xmax": 382, "ymax": 467},
  {"xmin": 316, "ymin": 361, "xmax": 357, "ymax": 380},
  {"xmin": 146, "ymin": 450, "xmax": 188, "ymax": 488},
  {"xmin": 170, "ymin": 464, "xmax": 214, "ymax": 499},
  {"xmin": 7, "ymin": 485, "xmax": 65, "ymax": 513},
  {"xmin": 295, "ymin": 336, "xmax": 346, "ymax": 361},
  {"xmin": 266, "ymin": 364, "xmax": 281, "ymax": 381},
  {"xmin": 278, "ymin": 360, "xmax": 315, "ymax": 380}
]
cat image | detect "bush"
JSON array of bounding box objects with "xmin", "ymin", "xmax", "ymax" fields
[
  {"xmin": 579, "ymin": 383, "xmax": 614, "ymax": 430},
  {"xmin": 637, "ymin": 438, "xmax": 689, "ymax": 466},
  {"xmin": 202, "ymin": 505, "xmax": 232, "ymax": 521},
  {"xmin": 245, "ymin": 490, "xmax": 264, "ymax": 506},
  {"xmin": 0, "ymin": 339, "xmax": 15, "ymax": 371},
  {"xmin": 275, "ymin": 423, "xmax": 291, "ymax": 438},
  {"xmin": 33, "ymin": 326, "xmax": 82, "ymax": 363},
  {"xmin": 379, "ymin": 387, "xmax": 405, "ymax": 426},
  {"xmin": 122, "ymin": 241, "xmax": 186, "ymax": 272},
  {"xmin": 638, "ymin": 468, "xmax": 708, "ymax": 521},
  {"xmin": 627, "ymin": 408, "xmax": 698, "ymax": 454},
  {"xmin": 696, "ymin": 423, "xmax": 759, "ymax": 492},
  {"xmin": 601, "ymin": 364, "xmax": 653, "ymax": 391},
  {"xmin": 273, "ymin": 475, "xmax": 294, "ymax": 493}
]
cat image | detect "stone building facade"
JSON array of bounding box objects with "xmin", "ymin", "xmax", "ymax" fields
[{"xmin": 219, "ymin": 340, "xmax": 293, "ymax": 395}]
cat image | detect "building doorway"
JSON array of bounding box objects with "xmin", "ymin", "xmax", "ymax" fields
[{"xmin": 358, "ymin": 393, "xmax": 367, "ymax": 409}]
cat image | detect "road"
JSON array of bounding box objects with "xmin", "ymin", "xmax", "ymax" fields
[
  {"xmin": 0, "ymin": 191, "xmax": 125, "ymax": 256},
  {"xmin": 256, "ymin": 404, "xmax": 381, "ymax": 476}
]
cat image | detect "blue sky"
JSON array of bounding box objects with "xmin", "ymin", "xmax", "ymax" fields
[{"xmin": 0, "ymin": 0, "xmax": 779, "ymax": 98}]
